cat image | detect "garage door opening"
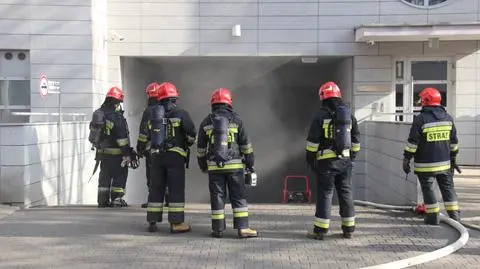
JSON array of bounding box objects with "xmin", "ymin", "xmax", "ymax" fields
[{"xmin": 121, "ymin": 56, "xmax": 353, "ymax": 204}]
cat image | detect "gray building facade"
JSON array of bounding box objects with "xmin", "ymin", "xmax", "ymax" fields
[{"xmin": 0, "ymin": 0, "xmax": 478, "ymax": 206}]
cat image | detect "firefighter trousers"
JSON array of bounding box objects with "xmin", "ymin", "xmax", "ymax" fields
[
  {"xmin": 314, "ymin": 159, "xmax": 355, "ymax": 234},
  {"xmin": 145, "ymin": 152, "xmax": 151, "ymax": 188},
  {"xmin": 417, "ymin": 172, "xmax": 459, "ymax": 222},
  {"xmin": 147, "ymin": 151, "xmax": 185, "ymax": 224},
  {"xmin": 209, "ymin": 170, "xmax": 249, "ymax": 231},
  {"xmin": 98, "ymin": 155, "xmax": 128, "ymax": 206}
]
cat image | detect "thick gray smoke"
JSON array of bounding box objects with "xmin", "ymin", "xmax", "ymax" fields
[{"xmin": 123, "ymin": 56, "xmax": 347, "ymax": 203}]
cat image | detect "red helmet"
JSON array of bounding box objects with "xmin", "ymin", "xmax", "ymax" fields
[
  {"xmin": 157, "ymin": 82, "xmax": 179, "ymax": 101},
  {"xmin": 145, "ymin": 82, "xmax": 160, "ymax": 98},
  {"xmin": 319, "ymin": 81, "xmax": 342, "ymax": 100},
  {"xmin": 419, "ymin": 87, "xmax": 441, "ymax": 106},
  {"xmin": 211, "ymin": 88, "xmax": 233, "ymax": 106},
  {"xmin": 106, "ymin": 86, "xmax": 124, "ymax": 102}
]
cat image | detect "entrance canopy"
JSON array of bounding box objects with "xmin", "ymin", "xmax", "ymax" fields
[{"xmin": 355, "ymin": 22, "xmax": 480, "ymax": 42}]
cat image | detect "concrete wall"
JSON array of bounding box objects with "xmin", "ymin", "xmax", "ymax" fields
[
  {"xmin": 120, "ymin": 58, "xmax": 157, "ymax": 204},
  {"xmin": 0, "ymin": 122, "xmax": 97, "ymax": 207},
  {"xmin": 353, "ymin": 42, "xmax": 480, "ymax": 165},
  {"xmin": 362, "ymin": 121, "xmax": 418, "ymax": 205},
  {"xmin": 0, "ymin": 0, "xmax": 96, "ymax": 119},
  {"xmin": 107, "ymin": 0, "xmax": 479, "ymax": 57},
  {"xmin": 121, "ymin": 57, "xmax": 349, "ymax": 204}
]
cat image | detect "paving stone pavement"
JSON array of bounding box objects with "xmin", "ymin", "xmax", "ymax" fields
[
  {"xmin": 0, "ymin": 203, "xmax": 473, "ymax": 269},
  {"xmin": 411, "ymin": 166, "xmax": 480, "ymax": 269}
]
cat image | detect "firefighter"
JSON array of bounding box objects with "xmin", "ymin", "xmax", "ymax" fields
[
  {"xmin": 196, "ymin": 88, "xmax": 258, "ymax": 239},
  {"xmin": 145, "ymin": 82, "xmax": 196, "ymax": 233},
  {"xmin": 95, "ymin": 86, "xmax": 134, "ymax": 207},
  {"xmin": 137, "ymin": 82, "xmax": 169, "ymax": 209},
  {"xmin": 305, "ymin": 81, "xmax": 360, "ymax": 240},
  {"xmin": 403, "ymin": 87, "xmax": 460, "ymax": 225}
]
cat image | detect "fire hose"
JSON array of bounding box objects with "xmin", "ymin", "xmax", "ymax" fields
[{"xmin": 353, "ymin": 200, "xmax": 470, "ymax": 269}]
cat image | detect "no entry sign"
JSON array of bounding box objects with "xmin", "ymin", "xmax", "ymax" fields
[{"xmin": 39, "ymin": 74, "xmax": 49, "ymax": 97}]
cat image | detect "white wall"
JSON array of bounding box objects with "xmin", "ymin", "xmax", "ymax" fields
[
  {"xmin": 362, "ymin": 121, "xmax": 418, "ymax": 204},
  {"xmin": 0, "ymin": 122, "xmax": 97, "ymax": 207}
]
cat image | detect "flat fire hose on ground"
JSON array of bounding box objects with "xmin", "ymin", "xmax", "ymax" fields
[{"xmin": 354, "ymin": 200, "xmax": 470, "ymax": 269}]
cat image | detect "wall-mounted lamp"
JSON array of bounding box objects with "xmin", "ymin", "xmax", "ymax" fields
[{"xmin": 232, "ymin": 24, "xmax": 241, "ymax": 37}]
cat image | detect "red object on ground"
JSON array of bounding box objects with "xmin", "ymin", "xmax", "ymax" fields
[
  {"xmin": 282, "ymin": 175, "xmax": 312, "ymax": 204},
  {"xmin": 415, "ymin": 203, "xmax": 426, "ymax": 215}
]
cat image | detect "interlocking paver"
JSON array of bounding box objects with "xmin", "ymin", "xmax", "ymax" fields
[{"xmin": 0, "ymin": 203, "xmax": 470, "ymax": 269}]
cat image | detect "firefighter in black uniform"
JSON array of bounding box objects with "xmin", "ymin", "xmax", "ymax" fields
[
  {"xmin": 403, "ymin": 87, "xmax": 460, "ymax": 225},
  {"xmin": 197, "ymin": 88, "xmax": 258, "ymax": 239},
  {"xmin": 143, "ymin": 82, "xmax": 196, "ymax": 233},
  {"xmin": 96, "ymin": 86, "xmax": 133, "ymax": 207},
  {"xmin": 137, "ymin": 82, "xmax": 169, "ymax": 209},
  {"xmin": 305, "ymin": 81, "xmax": 360, "ymax": 240}
]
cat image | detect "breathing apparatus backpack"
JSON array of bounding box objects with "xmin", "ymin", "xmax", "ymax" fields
[
  {"xmin": 210, "ymin": 113, "xmax": 233, "ymax": 167},
  {"xmin": 150, "ymin": 104, "xmax": 170, "ymax": 150},
  {"xmin": 88, "ymin": 108, "xmax": 106, "ymax": 149},
  {"xmin": 326, "ymin": 103, "xmax": 352, "ymax": 156}
]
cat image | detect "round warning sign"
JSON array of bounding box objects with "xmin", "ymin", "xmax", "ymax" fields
[{"xmin": 39, "ymin": 74, "xmax": 49, "ymax": 97}]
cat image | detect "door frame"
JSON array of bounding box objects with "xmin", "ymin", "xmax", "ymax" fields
[{"xmin": 392, "ymin": 56, "xmax": 454, "ymax": 122}]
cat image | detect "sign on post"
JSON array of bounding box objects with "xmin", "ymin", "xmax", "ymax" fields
[{"xmin": 39, "ymin": 74, "xmax": 49, "ymax": 97}]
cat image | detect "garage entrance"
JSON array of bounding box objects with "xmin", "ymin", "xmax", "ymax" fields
[{"xmin": 121, "ymin": 56, "xmax": 353, "ymax": 204}]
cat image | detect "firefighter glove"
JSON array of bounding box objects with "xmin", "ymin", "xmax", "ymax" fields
[
  {"xmin": 121, "ymin": 156, "xmax": 131, "ymax": 168},
  {"xmin": 402, "ymin": 158, "xmax": 411, "ymax": 174},
  {"xmin": 198, "ymin": 157, "xmax": 208, "ymax": 173}
]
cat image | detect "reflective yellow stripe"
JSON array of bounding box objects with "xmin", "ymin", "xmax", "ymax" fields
[
  {"xmin": 426, "ymin": 207, "xmax": 440, "ymax": 213},
  {"xmin": 208, "ymin": 163, "xmax": 244, "ymax": 171},
  {"xmin": 105, "ymin": 120, "xmax": 114, "ymax": 129},
  {"xmin": 117, "ymin": 138, "xmax": 129, "ymax": 147},
  {"xmin": 112, "ymin": 187, "xmax": 124, "ymax": 193},
  {"xmin": 306, "ymin": 141, "xmax": 319, "ymax": 152},
  {"xmin": 233, "ymin": 212, "xmax": 248, "ymax": 218},
  {"xmin": 147, "ymin": 207, "xmax": 162, "ymax": 212},
  {"xmin": 98, "ymin": 148, "xmax": 122, "ymax": 155},
  {"xmin": 351, "ymin": 143, "xmax": 360, "ymax": 152},
  {"xmin": 422, "ymin": 125, "xmax": 452, "ymax": 133},
  {"xmin": 414, "ymin": 165, "xmax": 450, "ymax": 173},
  {"xmin": 211, "ymin": 214, "xmax": 225, "ymax": 220},
  {"xmin": 138, "ymin": 134, "xmax": 148, "ymax": 143},
  {"xmin": 317, "ymin": 149, "xmax": 350, "ymax": 160},
  {"xmin": 425, "ymin": 203, "xmax": 440, "ymax": 213},
  {"xmin": 450, "ymin": 144, "xmax": 458, "ymax": 152},
  {"xmin": 197, "ymin": 148, "xmax": 207, "ymax": 158},
  {"xmin": 342, "ymin": 221, "xmax": 355, "ymax": 227},
  {"xmin": 241, "ymin": 147, "xmax": 253, "ymax": 154},
  {"xmin": 167, "ymin": 147, "xmax": 187, "ymax": 157},
  {"xmin": 314, "ymin": 218, "xmax": 330, "ymax": 229},
  {"xmin": 404, "ymin": 146, "xmax": 417, "ymax": 153},
  {"xmin": 446, "ymin": 205, "xmax": 459, "ymax": 211},
  {"xmin": 168, "ymin": 207, "xmax": 184, "ymax": 213}
]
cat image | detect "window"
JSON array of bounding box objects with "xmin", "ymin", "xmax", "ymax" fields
[
  {"xmin": 0, "ymin": 79, "xmax": 31, "ymax": 123},
  {"xmin": 402, "ymin": 0, "xmax": 448, "ymax": 7}
]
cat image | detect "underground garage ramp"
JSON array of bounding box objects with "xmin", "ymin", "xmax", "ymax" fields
[{"xmin": 120, "ymin": 56, "xmax": 353, "ymax": 204}]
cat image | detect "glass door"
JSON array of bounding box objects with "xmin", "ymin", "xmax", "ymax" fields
[{"xmin": 394, "ymin": 59, "xmax": 450, "ymax": 122}]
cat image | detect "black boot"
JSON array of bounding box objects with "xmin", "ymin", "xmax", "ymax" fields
[
  {"xmin": 447, "ymin": 210, "xmax": 461, "ymax": 222},
  {"xmin": 148, "ymin": 222, "xmax": 157, "ymax": 233},
  {"xmin": 342, "ymin": 226, "xmax": 355, "ymax": 239},
  {"xmin": 97, "ymin": 191, "xmax": 110, "ymax": 208},
  {"xmin": 307, "ymin": 227, "xmax": 326, "ymax": 240},
  {"xmin": 424, "ymin": 213, "xmax": 440, "ymax": 225},
  {"xmin": 141, "ymin": 203, "xmax": 148, "ymax": 208},
  {"xmin": 211, "ymin": 231, "xmax": 223, "ymax": 238}
]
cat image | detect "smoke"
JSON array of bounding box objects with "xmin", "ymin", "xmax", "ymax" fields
[{"xmin": 124, "ymin": 56, "xmax": 346, "ymax": 203}]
